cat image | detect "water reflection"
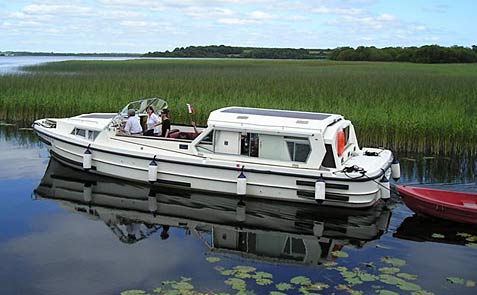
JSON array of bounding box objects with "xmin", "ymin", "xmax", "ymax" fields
[
  {"xmin": 394, "ymin": 214, "xmax": 477, "ymax": 246},
  {"xmin": 396, "ymin": 151, "xmax": 476, "ymax": 185},
  {"xmin": 35, "ymin": 159, "xmax": 392, "ymax": 265}
]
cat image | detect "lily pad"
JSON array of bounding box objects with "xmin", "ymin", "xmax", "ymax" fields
[
  {"xmin": 379, "ymin": 267, "xmax": 400, "ymax": 274},
  {"xmin": 376, "ymin": 290, "xmax": 399, "ymax": 295},
  {"xmin": 255, "ymin": 278, "xmax": 273, "ymax": 286},
  {"xmin": 381, "ymin": 257, "xmax": 406, "ymax": 267},
  {"xmin": 235, "ymin": 272, "xmax": 252, "ymax": 279},
  {"xmin": 308, "ymin": 282, "xmax": 329, "ymax": 290},
  {"xmin": 233, "ymin": 266, "xmax": 257, "ymax": 273},
  {"xmin": 335, "ymin": 284, "xmax": 349, "ymax": 291},
  {"xmin": 398, "ymin": 281, "xmax": 421, "ymax": 291},
  {"xmin": 331, "ymin": 250, "xmax": 349, "ymax": 258},
  {"xmin": 322, "ymin": 261, "xmax": 338, "ymax": 267},
  {"xmin": 171, "ymin": 281, "xmax": 194, "ymax": 290},
  {"xmin": 446, "ymin": 277, "xmax": 465, "ymax": 285},
  {"xmin": 359, "ymin": 272, "xmax": 378, "ymax": 282},
  {"xmin": 253, "ymin": 271, "xmax": 273, "ymax": 279},
  {"xmin": 397, "ymin": 273, "xmax": 418, "ymax": 280},
  {"xmin": 457, "ymin": 232, "xmax": 472, "ymax": 238},
  {"xmin": 290, "ymin": 276, "xmax": 312, "ymax": 285},
  {"xmin": 466, "ymin": 280, "xmax": 476, "ymax": 287},
  {"xmin": 206, "ymin": 256, "xmax": 221, "ymax": 263},
  {"xmin": 466, "ymin": 236, "xmax": 477, "ymax": 242},
  {"xmin": 220, "ymin": 269, "xmax": 235, "ymax": 276},
  {"xmin": 120, "ymin": 290, "xmax": 147, "ymax": 295},
  {"xmin": 270, "ymin": 292, "xmax": 288, "ymax": 295},
  {"xmin": 431, "ymin": 233, "xmax": 445, "ymax": 239},
  {"xmin": 275, "ymin": 283, "xmax": 294, "ymax": 291},
  {"xmin": 466, "ymin": 243, "xmax": 477, "ymax": 248},
  {"xmin": 153, "ymin": 287, "xmax": 162, "ymax": 293},
  {"xmin": 411, "ymin": 290, "xmax": 435, "ymax": 295},
  {"xmin": 224, "ymin": 278, "xmax": 247, "ymax": 291},
  {"xmin": 379, "ymin": 274, "xmax": 405, "ymax": 286}
]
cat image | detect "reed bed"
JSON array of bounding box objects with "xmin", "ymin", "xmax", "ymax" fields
[{"xmin": 1, "ymin": 59, "xmax": 476, "ymax": 155}]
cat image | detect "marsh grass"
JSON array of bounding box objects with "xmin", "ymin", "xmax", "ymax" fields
[{"xmin": 1, "ymin": 59, "xmax": 476, "ymax": 155}]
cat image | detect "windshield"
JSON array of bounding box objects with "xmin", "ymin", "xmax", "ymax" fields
[
  {"xmin": 119, "ymin": 97, "xmax": 168, "ymax": 117},
  {"xmin": 111, "ymin": 97, "xmax": 168, "ymax": 127}
]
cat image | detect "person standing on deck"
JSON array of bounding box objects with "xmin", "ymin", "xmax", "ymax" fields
[
  {"xmin": 144, "ymin": 106, "xmax": 161, "ymax": 136},
  {"xmin": 160, "ymin": 109, "xmax": 171, "ymax": 137},
  {"xmin": 123, "ymin": 109, "xmax": 143, "ymax": 135}
]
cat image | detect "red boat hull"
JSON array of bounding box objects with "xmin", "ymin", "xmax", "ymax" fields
[{"xmin": 396, "ymin": 185, "xmax": 477, "ymax": 225}]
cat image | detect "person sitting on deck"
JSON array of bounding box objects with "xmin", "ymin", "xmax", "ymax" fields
[
  {"xmin": 160, "ymin": 108, "xmax": 171, "ymax": 137},
  {"xmin": 122, "ymin": 109, "xmax": 143, "ymax": 135}
]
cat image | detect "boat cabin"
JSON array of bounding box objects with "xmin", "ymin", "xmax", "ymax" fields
[{"xmin": 192, "ymin": 106, "xmax": 359, "ymax": 170}]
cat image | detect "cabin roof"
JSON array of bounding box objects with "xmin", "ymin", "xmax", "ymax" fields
[
  {"xmin": 61, "ymin": 113, "xmax": 116, "ymax": 130},
  {"xmin": 208, "ymin": 107, "xmax": 343, "ymax": 133}
]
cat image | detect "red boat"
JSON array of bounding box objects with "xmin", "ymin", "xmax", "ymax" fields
[{"xmin": 396, "ymin": 185, "xmax": 477, "ymax": 225}]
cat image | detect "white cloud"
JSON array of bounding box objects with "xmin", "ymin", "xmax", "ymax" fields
[
  {"xmin": 217, "ymin": 18, "xmax": 254, "ymax": 25},
  {"xmin": 312, "ymin": 6, "xmax": 364, "ymax": 16},
  {"xmin": 119, "ymin": 20, "xmax": 160, "ymax": 27},
  {"xmin": 23, "ymin": 4, "xmax": 93, "ymax": 15},
  {"xmin": 184, "ymin": 7, "xmax": 234, "ymax": 19},
  {"xmin": 249, "ymin": 10, "xmax": 276, "ymax": 20},
  {"xmin": 376, "ymin": 13, "xmax": 396, "ymax": 22}
]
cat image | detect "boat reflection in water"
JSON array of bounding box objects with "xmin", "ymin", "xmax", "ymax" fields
[
  {"xmin": 34, "ymin": 159, "xmax": 392, "ymax": 265},
  {"xmin": 394, "ymin": 214, "xmax": 477, "ymax": 247}
]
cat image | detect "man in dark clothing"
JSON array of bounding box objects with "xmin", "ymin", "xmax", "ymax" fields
[{"xmin": 160, "ymin": 109, "xmax": 171, "ymax": 137}]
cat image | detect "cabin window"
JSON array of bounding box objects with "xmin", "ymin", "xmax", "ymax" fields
[
  {"xmin": 71, "ymin": 128, "xmax": 99, "ymax": 141},
  {"xmin": 239, "ymin": 133, "xmax": 310, "ymax": 163},
  {"xmin": 71, "ymin": 128, "xmax": 86, "ymax": 138},
  {"xmin": 343, "ymin": 125, "xmax": 350, "ymax": 146},
  {"xmin": 196, "ymin": 130, "xmax": 214, "ymax": 153},
  {"xmin": 285, "ymin": 137, "xmax": 311, "ymax": 162},
  {"xmin": 87, "ymin": 131, "xmax": 99, "ymax": 141},
  {"xmin": 282, "ymin": 237, "xmax": 306, "ymax": 258}
]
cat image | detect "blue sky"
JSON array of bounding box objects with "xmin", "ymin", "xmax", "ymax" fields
[{"xmin": 0, "ymin": 0, "xmax": 475, "ymax": 53}]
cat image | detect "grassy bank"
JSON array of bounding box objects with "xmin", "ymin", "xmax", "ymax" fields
[{"xmin": 1, "ymin": 59, "xmax": 476, "ymax": 155}]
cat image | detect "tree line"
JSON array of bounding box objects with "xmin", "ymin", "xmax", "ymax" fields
[
  {"xmin": 329, "ymin": 45, "xmax": 477, "ymax": 63},
  {"xmin": 144, "ymin": 44, "xmax": 477, "ymax": 63},
  {"xmin": 144, "ymin": 45, "xmax": 329, "ymax": 59}
]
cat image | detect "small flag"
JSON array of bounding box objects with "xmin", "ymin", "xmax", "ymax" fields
[{"xmin": 187, "ymin": 103, "xmax": 195, "ymax": 114}]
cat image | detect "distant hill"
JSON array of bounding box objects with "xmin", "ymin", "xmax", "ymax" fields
[{"xmin": 144, "ymin": 45, "xmax": 331, "ymax": 59}]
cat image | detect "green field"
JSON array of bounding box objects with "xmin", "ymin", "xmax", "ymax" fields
[{"xmin": 1, "ymin": 59, "xmax": 476, "ymax": 155}]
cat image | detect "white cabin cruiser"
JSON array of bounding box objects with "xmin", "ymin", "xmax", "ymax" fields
[{"xmin": 33, "ymin": 97, "xmax": 400, "ymax": 208}]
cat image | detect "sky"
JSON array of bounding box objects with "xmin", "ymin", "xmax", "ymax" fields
[{"xmin": 0, "ymin": 0, "xmax": 475, "ymax": 53}]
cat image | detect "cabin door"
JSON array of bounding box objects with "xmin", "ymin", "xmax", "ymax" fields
[{"xmin": 215, "ymin": 131, "xmax": 241, "ymax": 155}]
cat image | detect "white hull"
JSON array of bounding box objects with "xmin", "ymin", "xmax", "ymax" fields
[{"xmin": 35, "ymin": 125, "xmax": 392, "ymax": 208}]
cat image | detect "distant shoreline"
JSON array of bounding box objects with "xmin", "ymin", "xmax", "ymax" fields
[{"xmin": 0, "ymin": 52, "xmax": 141, "ymax": 57}]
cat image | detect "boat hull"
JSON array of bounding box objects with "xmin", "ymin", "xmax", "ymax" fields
[
  {"xmin": 34, "ymin": 124, "xmax": 391, "ymax": 208},
  {"xmin": 397, "ymin": 185, "xmax": 477, "ymax": 225}
]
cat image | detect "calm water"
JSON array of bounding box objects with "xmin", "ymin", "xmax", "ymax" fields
[
  {"xmin": 0, "ymin": 124, "xmax": 476, "ymax": 295},
  {"xmin": 0, "ymin": 56, "xmax": 148, "ymax": 74}
]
